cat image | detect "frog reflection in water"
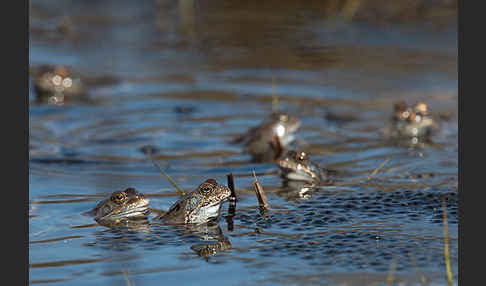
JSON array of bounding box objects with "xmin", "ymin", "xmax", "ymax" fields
[
  {"xmin": 185, "ymin": 222, "xmax": 232, "ymax": 260},
  {"xmin": 231, "ymin": 112, "xmax": 301, "ymax": 162},
  {"xmin": 88, "ymin": 188, "xmax": 150, "ymax": 224},
  {"xmin": 157, "ymin": 178, "xmax": 232, "ymax": 225},
  {"xmin": 31, "ymin": 65, "xmax": 85, "ymax": 105},
  {"xmin": 389, "ymin": 101, "xmax": 439, "ymax": 138}
]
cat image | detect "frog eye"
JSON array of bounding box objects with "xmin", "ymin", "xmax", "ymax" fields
[
  {"xmin": 296, "ymin": 152, "xmax": 307, "ymax": 161},
  {"xmin": 415, "ymin": 102, "xmax": 428, "ymax": 115},
  {"xmin": 200, "ymin": 185, "xmax": 213, "ymax": 193},
  {"xmin": 110, "ymin": 192, "xmax": 126, "ymax": 204},
  {"xmin": 407, "ymin": 112, "xmax": 417, "ymax": 123},
  {"xmin": 400, "ymin": 110, "xmax": 410, "ymax": 120}
]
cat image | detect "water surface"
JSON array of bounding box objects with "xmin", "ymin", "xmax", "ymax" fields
[{"xmin": 29, "ymin": 1, "xmax": 458, "ymax": 285}]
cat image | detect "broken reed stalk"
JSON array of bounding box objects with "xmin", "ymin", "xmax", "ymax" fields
[
  {"xmin": 147, "ymin": 151, "xmax": 186, "ymax": 196},
  {"xmin": 272, "ymin": 75, "xmax": 279, "ymax": 114},
  {"xmin": 227, "ymin": 173, "xmax": 237, "ymax": 214},
  {"xmin": 367, "ymin": 157, "xmax": 390, "ymax": 181},
  {"xmin": 225, "ymin": 215, "xmax": 234, "ymax": 232},
  {"xmin": 252, "ymin": 171, "xmax": 270, "ymax": 209},
  {"xmin": 442, "ymin": 198, "xmax": 454, "ymax": 286}
]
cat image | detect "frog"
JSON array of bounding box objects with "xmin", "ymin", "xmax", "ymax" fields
[
  {"xmin": 31, "ymin": 65, "xmax": 85, "ymax": 105},
  {"xmin": 389, "ymin": 101, "xmax": 439, "ymax": 138},
  {"xmin": 186, "ymin": 222, "xmax": 232, "ymax": 260},
  {"xmin": 157, "ymin": 178, "xmax": 232, "ymax": 224},
  {"xmin": 276, "ymin": 150, "xmax": 328, "ymax": 184},
  {"xmin": 88, "ymin": 188, "xmax": 150, "ymax": 223},
  {"xmin": 231, "ymin": 112, "xmax": 301, "ymax": 162}
]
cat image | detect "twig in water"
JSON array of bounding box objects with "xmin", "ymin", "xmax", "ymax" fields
[
  {"xmin": 227, "ymin": 173, "xmax": 237, "ymax": 215},
  {"xmin": 144, "ymin": 147, "xmax": 186, "ymax": 196},
  {"xmin": 225, "ymin": 214, "xmax": 234, "ymax": 232},
  {"xmin": 367, "ymin": 157, "xmax": 391, "ymax": 181},
  {"xmin": 442, "ymin": 199, "xmax": 454, "ymax": 286},
  {"xmin": 252, "ymin": 171, "xmax": 270, "ymax": 210}
]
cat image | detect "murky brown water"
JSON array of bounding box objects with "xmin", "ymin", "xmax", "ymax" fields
[{"xmin": 30, "ymin": 1, "xmax": 457, "ymax": 285}]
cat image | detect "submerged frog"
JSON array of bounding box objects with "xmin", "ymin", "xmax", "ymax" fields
[
  {"xmin": 389, "ymin": 101, "xmax": 439, "ymax": 138},
  {"xmin": 276, "ymin": 150, "xmax": 328, "ymax": 184},
  {"xmin": 89, "ymin": 188, "xmax": 150, "ymax": 223},
  {"xmin": 231, "ymin": 112, "xmax": 301, "ymax": 161},
  {"xmin": 31, "ymin": 65, "xmax": 85, "ymax": 105},
  {"xmin": 158, "ymin": 179, "xmax": 232, "ymax": 224}
]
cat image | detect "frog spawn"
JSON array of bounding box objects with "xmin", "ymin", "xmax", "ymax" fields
[{"xmin": 235, "ymin": 187, "xmax": 457, "ymax": 272}]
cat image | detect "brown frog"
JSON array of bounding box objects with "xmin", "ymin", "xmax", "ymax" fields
[
  {"xmin": 157, "ymin": 179, "xmax": 232, "ymax": 224},
  {"xmin": 88, "ymin": 188, "xmax": 150, "ymax": 223},
  {"xmin": 31, "ymin": 65, "xmax": 85, "ymax": 105},
  {"xmin": 389, "ymin": 101, "xmax": 439, "ymax": 138},
  {"xmin": 231, "ymin": 112, "xmax": 301, "ymax": 161},
  {"xmin": 276, "ymin": 150, "xmax": 328, "ymax": 184}
]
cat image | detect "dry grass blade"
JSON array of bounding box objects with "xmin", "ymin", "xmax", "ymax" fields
[
  {"xmin": 122, "ymin": 269, "xmax": 135, "ymax": 286},
  {"xmin": 252, "ymin": 170, "xmax": 270, "ymax": 209},
  {"xmin": 149, "ymin": 153, "xmax": 186, "ymax": 196},
  {"xmin": 341, "ymin": 0, "xmax": 363, "ymax": 20},
  {"xmin": 442, "ymin": 198, "xmax": 454, "ymax": 286},
  {"xmin": 367, "ymin": 157, "xmax": 390, "ymax": 181},
  {"xmin": 386, "ymin": 258, "xmax": 397, "ymax": 286},
  {"xmin": 272, "ymin": 75, "xmax": 279, "ymax": 114},
  {"xmin": 408, "ymin": 252, "xmax": 427, "ymax": 286}
]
